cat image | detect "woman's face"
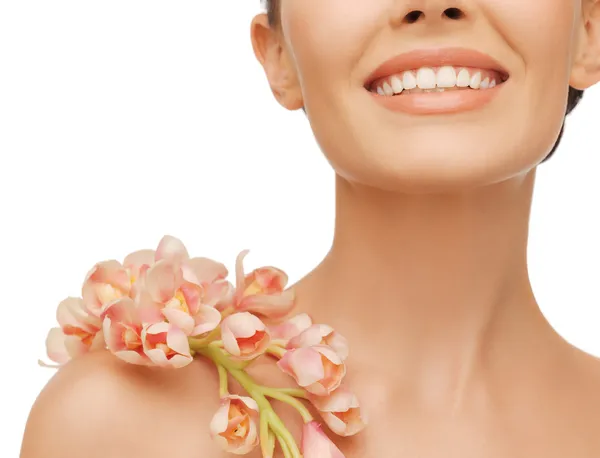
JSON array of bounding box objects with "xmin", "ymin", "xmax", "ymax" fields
[{"xmin": 253, "ymin": 0, "xmax": 599, "ymax": 193}]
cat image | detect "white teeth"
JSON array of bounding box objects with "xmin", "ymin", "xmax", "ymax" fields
[
  {"xmin": 372, "ymin": 66, "xmax": 503, "ymax": 95},
  {"xmin": 436, "ymin": 66, "xmax": 457, "ymax": 88},
  {"xmin": 390, "ymin": 75, "xmax": 403, "ymax": 94},
  {"xmin": 456, "ymin": 68, "xmax": 471, "ymax": 87},
  {"xmin": 402, "ymin": 71, "xmax": 417, "ymax": 90},
  {"xmin": 416, "ymin": 67, "xmax": 436, "ymax": 89},
  {"xmin": 382, "ymin": 81, "xmax": 394, "ymax": 96},
  {"xmin": 469, "ymin": 72, "xmax": 482, "ymax": 89}
]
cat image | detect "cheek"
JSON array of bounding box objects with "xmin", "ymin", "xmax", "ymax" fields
[
  {"xmin": 282, "ymin": 0, "xmax": 380, "ymax": 96},
  {"xmin": 490, "ymin": 0, "xmax": 578, "ymax": 150},
  {"xmin": 491, "ymin": 0, "xmax": 578, "ymax": 81}
]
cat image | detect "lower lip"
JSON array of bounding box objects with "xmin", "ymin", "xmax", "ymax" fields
[{"xmin": 369, "ymin": 82, "xmax": 506, "ymax": 115}]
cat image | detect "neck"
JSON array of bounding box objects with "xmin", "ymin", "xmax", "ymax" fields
[{"xmin": 292, "ymin": 168, "xmax": 563, "ymax": 408}]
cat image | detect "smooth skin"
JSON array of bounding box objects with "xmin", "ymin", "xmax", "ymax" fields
[{"xmin": 21, "ymin": 1, "xmax": 600, "ymax": 457}]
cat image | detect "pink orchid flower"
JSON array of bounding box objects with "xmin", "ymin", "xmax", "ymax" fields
[
  {"xmin": 154, "ymin": 236, "xmax": 232, "ymax": 303},
  {"xmin": 209, "ymin": 395, "xmax": 260, "ymax": 455},
  {"xmin": 221, "ymin": 312, "xmax": 271, "ymax": 360},
  {"xmin": 101, "ymin": 296, "xmax": 162, "ymax": 366},
  {"xmin": 233, "ymin": 250, "xmax": 295, "ymax": 319},
  {"xmin": 122, "ymin": 248, "xmax": 155, "ymax": 299},
  {"xmin": 154, "ymin": 235, "xmax": 233, "ymax": 296},
  {"xmin": 139, "ymin": 259, "xmax": 223, "ymax": 338},
  {"xmin": 82, "ymin": 260, "xmax": 132, "ymax": 317},
  {"xmin": 287, "ymin": 324, "xmax": 349, "ymax": 360},
  {"xmin": 45, "ymin": 297, "xmax": 104, "ymax": 365},
  {"xmin": 277, "ymin": 345, "xmax": 346, "ymax": 396},
  {"xmin": 134, "ymin": 235, "xmax": 233, "ymax": 306},
  {"xmin": 81, "ymin": 235, "xmax": 231, "ymax": 319},
  {"xmin": 302, "ymin": 421, "xmax": 345, "ymax": 458},
  {"xmin": 81, "ymin": 242, "xmax": 161, "ymax": 317},
  {"xmin": 120, "ymin": 235, "xmax": 194, "ymax": 299},
  {"xmin": 141, "ymin": 321, "xmax": 193, "ymax": 368},
  {"xmin": 309, "ymin": 386, "xmax": 368, "ymax": 437},
  {"xmin": 270, "ymin": 313, "xmax": 313, "ymax": 340}
]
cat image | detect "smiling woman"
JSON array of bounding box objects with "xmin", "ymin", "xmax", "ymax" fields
[
  {"xmin": 262, "ymin": 0, "xmax": 585, "ymax": 164},
  {"xmin": 19, "ymin": 1, "xmax": 600, "ymax": 458}
]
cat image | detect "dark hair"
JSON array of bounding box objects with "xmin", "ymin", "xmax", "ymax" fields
[{"xmin": 263, "ymin": 0, "xmax": 584, "ymax": 163}]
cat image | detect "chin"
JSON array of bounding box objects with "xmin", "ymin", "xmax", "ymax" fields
[
  {"xmin": 310, "ymin": 90, "xmax": 566, "ymax": 194},
  {"xmin": 326, "ymin": 127, "xmax": 560, "ymax": 194}
]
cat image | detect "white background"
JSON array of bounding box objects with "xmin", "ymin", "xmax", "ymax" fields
[{"xmin": 1, "ymin": 1, "xmax": 599, "ymax": 456}]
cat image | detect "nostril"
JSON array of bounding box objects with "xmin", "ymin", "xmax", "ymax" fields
[
  {"xmin": 444, "ymin": 7, "xmax": 465, "ymax": 20},
  {"xmin": 405, "ymin": 10, "xmax": 423, "ymax": 24}
]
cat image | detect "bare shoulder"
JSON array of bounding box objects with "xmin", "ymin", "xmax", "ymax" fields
[
  {"xmin": 20, "ymin": 350, "xmax": 230, "ymax": 458},
  {"xmin": 557, "ymin": 346, "xmax": 600, "ymax": 448}
]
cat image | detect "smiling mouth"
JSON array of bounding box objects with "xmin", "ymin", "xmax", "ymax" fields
[{"xmin": 365, "ymin": 65, "xmax": 510, "ymax": 96}]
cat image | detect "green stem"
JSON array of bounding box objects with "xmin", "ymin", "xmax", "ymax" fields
[
  {"xmin": 217, "ymin": 364, "xmax": 229, "ymax": 397},
  {"xmin": 265, "ymin": 409, "xmax": 301, "ymax": 458},
  {"xmin": 194, "ymin": 345, "xmax": 303, "ymax": 458},
  {"xmin": 262, "ymin": 387, "xmax": 313, "ymax": 423},
  {"xmin": 271, "ymin": 388, "xmax": 307, "ymax": 399},
  {"xmin": 260, "ymin": 412, "xmax": 273, "ymax": 458},
  {"xmin": 277, "ymin": 431, "xmax": 293, "ymax": 458},
  {"xmin": 267, "ymin": 429, "xmax": 276, "ymax": 456}
]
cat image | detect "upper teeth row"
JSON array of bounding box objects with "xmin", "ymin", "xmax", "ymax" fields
[{"xmin": 373, "ymin": 66, "xmax": 499, "ymax": 96}]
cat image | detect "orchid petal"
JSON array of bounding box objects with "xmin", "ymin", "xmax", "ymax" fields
[
  {"xmin": 270, "ymin": 313, "xmax": 313, "ymax": 340},
  {"xmin": 178, "ymin": 281, "xmax": 203, "ymax": 314},
  {"xmin": 221, "ymin": 324, "xmax": 241, "ymax": 356},
  {"xmin": 144, "ymin": 347, "xmax": 170, "ymax": 366},
  {"xmin": 123, "ymin": 249, "xmax": 155, "ymax": 280},
  {"xmin": 167, "ymin": 353, "xmax": 193, "ymax": 368},
  {"xmin": 144, "ymin": 260, "xmax": 181, "ymax": 303},
  {"xmin": 64, "ymin": 335, "xmax": 88, "ymax": 358},
  {"xmin": 185, "ymin": 256, "xmax": 229, "ymax": 284},
  {"xmin": 190, "ymin": 305, "xmax": 221, "ymax": 337},
  {"xmin": 45, "ymin": 328, "xmax": 69, "ymax": 364},
  {"xmin": 223, "ymin": 312, "xmax": 266, "ymax": 338},
  {"xmin": 166, "ymin": 326, "xmax": 191, "ymax": 356},
  {"xmin": 234, "ymin": 250, "xmax": 250, "ymax": 295},
  {"xmin": 155, "ymin": 235, "xmax": 189, "ymax": 263},
  {"xmin": 302, "ymin": 421, "xmax": 345, "ymax": 458},
  {"xmin": 161, "ymin": 308, "xmax": 195, "ymax": 335},
  {"xmin": 204, "ymin": 280, "xmax": 235, "ymax": 310},
  {"xmin": 210, "ymin": 399, "xmax": 231, "ymax": 435},
  {"xmin": 81, "ymin": 260, "xmax": 130, "ymax": 316},
  {"xmin": 278, "ymin": 347, "xmax": 325, "ymax": 386},
  {"xmin": 236, "ymin": 289, "xmax": 295, "ymax": 319},
  {"xmin": 89, "ymin": 330, "xmax": 106, "ymax": 351},
  {"xmin": 146, "ymin": 321, "xmax": 170, "ymax": 335},
  {"xmin": 56, "ymin": 297, "xmax": 87, "ymax": 327}
]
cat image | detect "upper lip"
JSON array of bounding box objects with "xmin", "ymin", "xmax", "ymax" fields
[{"xmin": 364, "ymin": 47, "xmax": 510, "ymax": 88}]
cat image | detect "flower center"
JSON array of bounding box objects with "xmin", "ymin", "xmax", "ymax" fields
[
  {"xmin": 96, "ymin": 283, "xmax": 125, "ymax": 305},
  {"xmin": 122, "ymin": 327, "xmax": 141, "ymax": 350},
  {"xmin": 63, "ymin": 325, "xmax": 96, "ymax": 347},
  {"xmin": 165, "ymin": 289, "xmax": 190, "ymax": 314}
]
